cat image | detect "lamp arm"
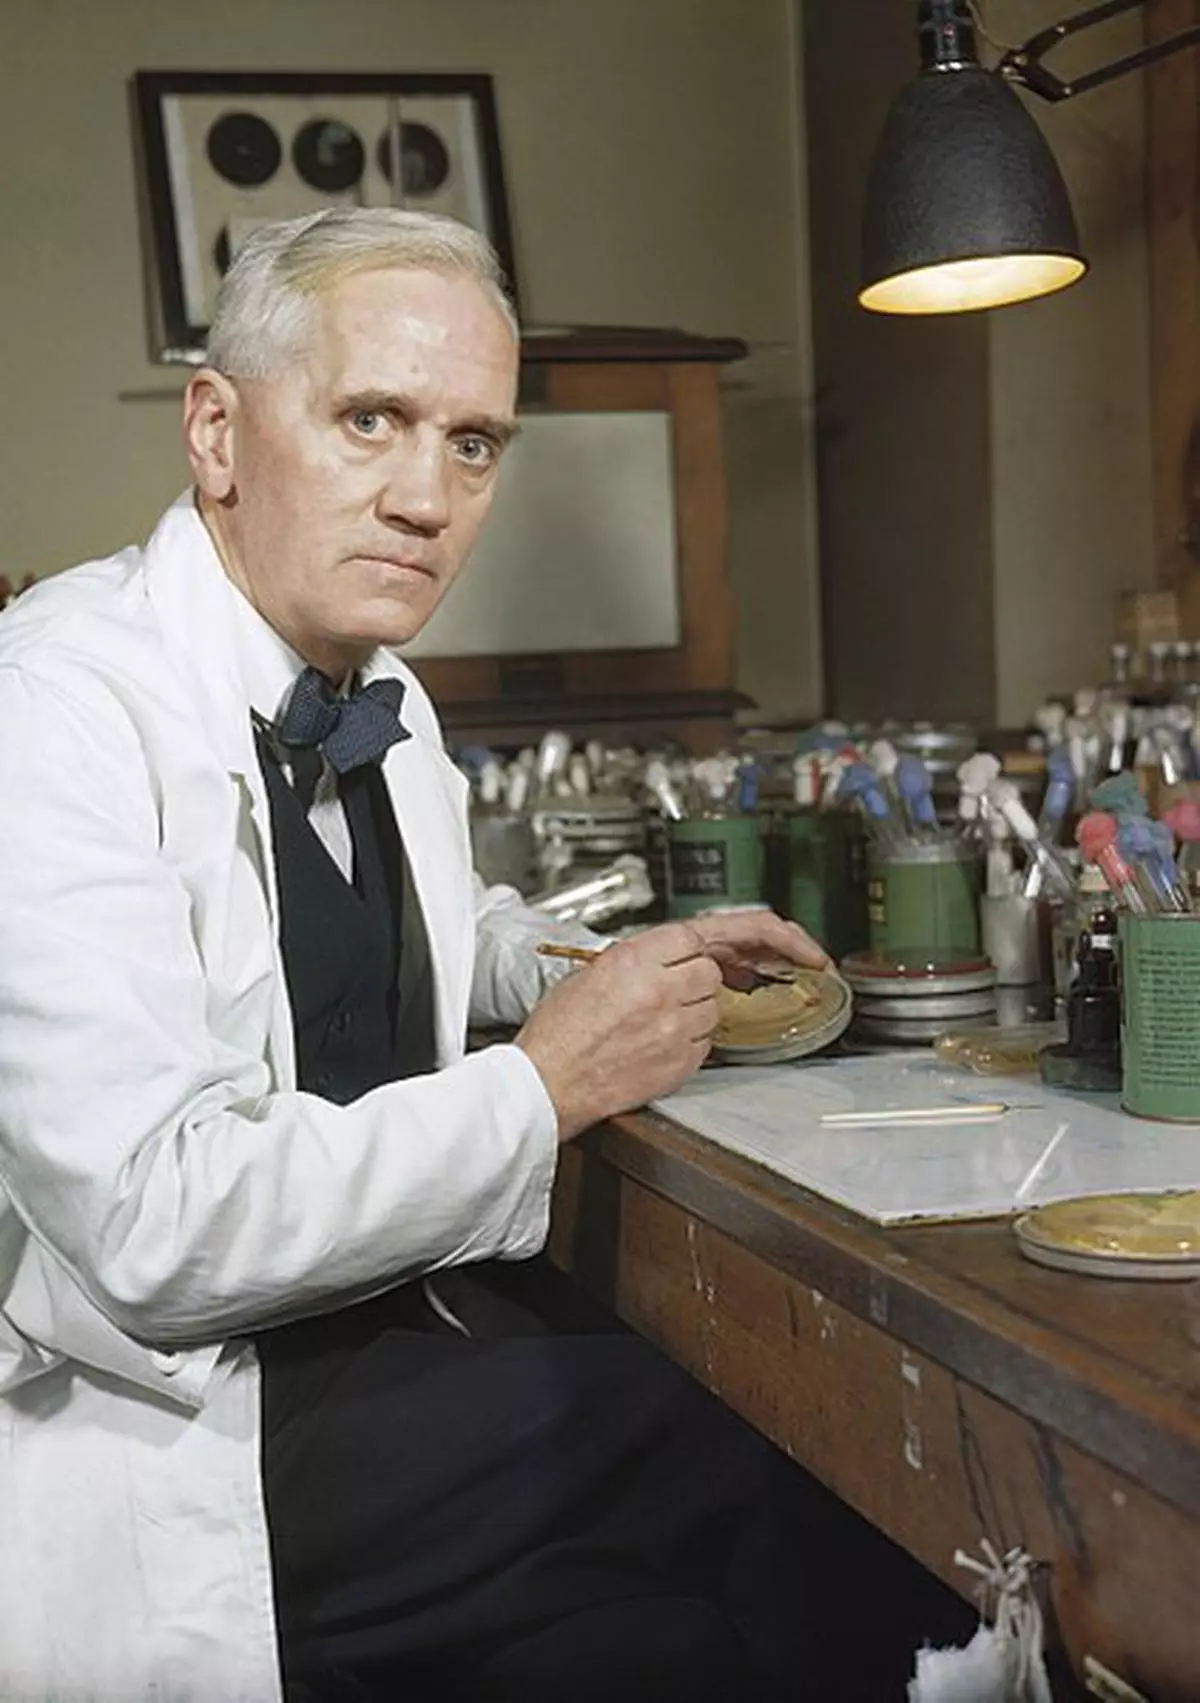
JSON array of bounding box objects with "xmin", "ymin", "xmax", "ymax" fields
[{"xmin": 998, "ymin": 0, "xmax": 1200, "ymax": 101}]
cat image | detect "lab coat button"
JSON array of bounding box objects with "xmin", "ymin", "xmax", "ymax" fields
[{"xmin": 150, "ymin": 1350, "xmax": 184, "ymax": 1375}]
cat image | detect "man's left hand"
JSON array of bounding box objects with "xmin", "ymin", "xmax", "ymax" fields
[{"xmin": 662, "ymin": 908, "xmax": 831, "ymax": 992}]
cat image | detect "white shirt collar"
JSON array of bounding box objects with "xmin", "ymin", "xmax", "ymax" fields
[{"xmin": 209, "ymin": 538, "xmax": 311, "ymax": 726}]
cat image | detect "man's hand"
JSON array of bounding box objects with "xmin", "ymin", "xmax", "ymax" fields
[
  {"xmin": 681, "ymin": 907, "xmax": 830, "ymax": 990},
  {"xmin": 515, "ymin": 912, "xmax": 829, "ymax": 1142}
]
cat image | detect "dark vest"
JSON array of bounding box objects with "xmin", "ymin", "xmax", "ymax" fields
[{"xmin": 254, "ymin": 733, "xmax": 437, "ymax": 1100}]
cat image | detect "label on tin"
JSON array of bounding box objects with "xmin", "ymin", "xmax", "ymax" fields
[
  {"xmin": 1126, "ymin": 936, "xmax": 1200, "ymax": 1090},
  {"xmin": 867, "ymin": 876, "xmax": 886, "ymax": 928},
  {"xmin": 669, "ymin": 840, "xmax": 727, "ymax": 897}
]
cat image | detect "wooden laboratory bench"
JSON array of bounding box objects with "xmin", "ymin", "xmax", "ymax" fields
[{"xmin": 547, "ymin": 1102, "xmax": 1200, "ymax": 1703}]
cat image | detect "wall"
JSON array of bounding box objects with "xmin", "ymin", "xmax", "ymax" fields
[
  {"xmin": 803, "ymin": 0, "xmax": 1155, "ymax": 729},
  {"xmin": 1, "ymin": 0, "xmax": 823, "ymax": 722},
  {"xmin": 803, "ymin": 0, "xmax": 995, "ymax": 726},
  {"xmin": 989, "ymin": 1, "xmax": 1156, "ymax": 725}
]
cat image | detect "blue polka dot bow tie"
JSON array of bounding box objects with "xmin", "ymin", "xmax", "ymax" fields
[{"xmin": 274, "ymin": 665, "xmax": 411, "ymax": 778}]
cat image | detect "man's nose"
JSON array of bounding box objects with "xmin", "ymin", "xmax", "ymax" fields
[{"xmin": 379, "ymin": 430, "xmax": 452, "ymax": 534}]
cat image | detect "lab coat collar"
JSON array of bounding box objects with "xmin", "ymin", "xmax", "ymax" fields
[
  {"xmin": 143, "ymin": 493, "xmax": 472, "ymax": 1066},
  {"xmin": 143, "ymin": 493, "xmax": 267, "ymax": 782}
]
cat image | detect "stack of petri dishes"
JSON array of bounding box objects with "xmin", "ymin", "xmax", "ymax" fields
[{"xmin": 839, "ymin": 948, "xmax": 997, "ymax": 1046}]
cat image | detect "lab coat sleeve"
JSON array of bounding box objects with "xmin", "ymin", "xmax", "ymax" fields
[
  {"xmin": 0, "ymin": 666, "xmax": 559, "ymax": 1347},
  {"xmin": 470, "ymin": 874, "xmax": 605, "ymax": 1026}
]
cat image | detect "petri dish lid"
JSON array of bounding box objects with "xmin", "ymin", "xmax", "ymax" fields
[
  {"xmin": 851, "ymin": 1011, "xmax": 994, "ymax": 1045},
  {"xmin": 1015, "ymin": 1191, "xmax": 1200, "ymax": 1281},
  {"xmin": 934, "ymin": 1021, "xmax": 1064, "ymax": 1075},
  {"xmin": 711, "ymin": 968, "xmax": 852, "ymax": 1065},
  {"xmin": 840, "ymin": 948, "xmax": 996, "ymax": 998},
  {"xmin": 853, "ymin": 988, "xmax": 998, "ymax": 1021}
]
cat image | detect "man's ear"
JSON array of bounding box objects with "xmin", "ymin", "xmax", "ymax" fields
[{"xmin": 183, "ymin": 369, "xmax": 240, "ymax": 502}]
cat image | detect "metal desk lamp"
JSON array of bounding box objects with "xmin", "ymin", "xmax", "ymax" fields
[{"xmin": 860, "ymin": 0, "xmax": 1200, "ymax": 315}]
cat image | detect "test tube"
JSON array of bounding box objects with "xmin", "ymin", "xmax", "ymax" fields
[
  {"xmin": 837, "ymin": 762, "xmax": 903, "ymax": 846},
  {"xmin": 1038, "ymin": 747, "xmax": 1076, "ymax": 844},
  {"xmin": 987, "ymin": 779, "xmax": 1076, "ymax": 900},
  {"xmin": 1117, "ymin": 817, "xmax": 1190, "ymax": 913},
  {"xmin": 1075, "ymin": 811, "xmax": 1150, "ymax": 915},
  {"xmin": 895, "ymin": 754, "xmax": 939, "ymax": 841}
]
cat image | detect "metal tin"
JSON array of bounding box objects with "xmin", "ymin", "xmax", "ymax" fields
[
  {"xmin": 667, "ymin": 815, "xmax": 763, "ymax": 919},
  {"xmin": 853, "ymin": 989, "xmax": 998, "ymax": 1022},
  {"xmin": 533, "ymin": 797, "xmax": 644, "ymax": 859},
  {"xmin": 840, "ymin": 949, "xmax": 996, "ymax": 999},
  {"xmin": 1119, "ymin": 912, "xmax": 1200, "ymax": 1121},
  {"xmin": 533, "ymin": 795, "xmax": 646, "ymax": 894},
  {"xmin": 469, "ymin": 810, "xmax": 537, "ymax": 893},
  {"xmin": 778, "ymin": 809, "xmax": 870, "ymax": 963},
  {"xmin": 867, "ymin": 841, "xmax": 981, "ymax": 957},
  {"xmin": 641, "ymin": 812, "xmax": 670, "ymax": 922},
  {"xmin": 889, "ymin": 722, "xmax": 977, "ymax": 777}
]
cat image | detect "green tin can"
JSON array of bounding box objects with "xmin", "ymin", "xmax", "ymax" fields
[
  {"xmin": 1119, "ymin": 912, "xmax": 1200, "ymax": 1121},
  {"xmin": 868, "ymin": 842, "xmax": 981, "ymax": 957},
  {"xmin": 667, "ymin": 814, "xmax": 763, "ymax": 919},
  {"xmin": 783, "ymin": 810, "xmax": 870, "ymax": 962}
]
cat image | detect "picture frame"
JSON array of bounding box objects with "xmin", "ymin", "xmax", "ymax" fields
[{"xmin": 132, "ymin": 70, "xmax": 519, "ymax": 363}]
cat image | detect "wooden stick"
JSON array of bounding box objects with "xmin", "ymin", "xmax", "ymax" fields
[
  {"xmin": 536, "ymin": 943, "xmax": 603, "ymax": 963},
  {"xmin": 819, "ymin": 1103, "xmax": 1008, "ymax": 1127},
  {"xmin": 537, "ymin": 941, "xmax": 804, "ymax": 989}
]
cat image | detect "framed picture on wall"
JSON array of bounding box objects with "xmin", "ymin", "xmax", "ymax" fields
[{"xmin": 133, "ymin": 70, "xmax": 519, "ymax": 363}]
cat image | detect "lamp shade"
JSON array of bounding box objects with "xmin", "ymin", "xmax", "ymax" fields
[{"xmin": 859, "ymin": 68, "xmax": 1087, "ymax": 314}]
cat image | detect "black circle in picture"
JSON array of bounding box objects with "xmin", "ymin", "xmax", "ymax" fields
[
  {"xmin": 376, "ymin": 121, "xmax": 451, "ymax": 197},
  {"xmin": 292, "ymin": 118, "xmax": 366, "ymax": 193},
  {"xmin": 206, "ymin": 111, "xmax": 282, "ymax": 188}
]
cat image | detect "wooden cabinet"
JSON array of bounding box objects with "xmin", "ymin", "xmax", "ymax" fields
[{"xmin": 410, "ymin": 329, "xmax": 749, "ymax": 752}]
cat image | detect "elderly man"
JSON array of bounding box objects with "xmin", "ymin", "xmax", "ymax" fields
[{"xmin": 0, "ymin": 207, "xmax": 958, "ymax": 1702}]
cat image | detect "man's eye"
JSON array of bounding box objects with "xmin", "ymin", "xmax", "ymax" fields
[
  {"xmin": 455, "ymin": 435, "xmax": 497, "ymax": 470},
  {"xmin": 349, "ymin": 410, "xmax": 386, "ymax": 437}
]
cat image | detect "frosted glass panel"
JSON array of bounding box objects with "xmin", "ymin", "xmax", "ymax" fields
[{"xmin": 404, "ymin": 411, "xmax": 680, "ymax": 658}]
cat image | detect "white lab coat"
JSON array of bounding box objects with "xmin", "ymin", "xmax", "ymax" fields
[{"xmin": 0, "ymin": 495, "xmax": 569, "ymax": 1701}]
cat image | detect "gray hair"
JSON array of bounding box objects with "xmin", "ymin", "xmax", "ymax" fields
[{"xmin": 205, "ymin": 206, "xmax": 518, "ymax": 378}]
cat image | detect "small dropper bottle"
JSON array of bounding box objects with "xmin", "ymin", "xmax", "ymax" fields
[{"xmin": 1066, "ymin": 887, "xmax": 1121, "ymax": 1062}]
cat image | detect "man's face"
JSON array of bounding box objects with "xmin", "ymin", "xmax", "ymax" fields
[{"xmin": 192, "ymin": 266, "xmax": 519, "ymax": 676}]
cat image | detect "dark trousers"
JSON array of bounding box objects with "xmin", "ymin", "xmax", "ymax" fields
[{"xmin": 258, "ymin": 1260, "xmax": 974, "ymax": 1702}]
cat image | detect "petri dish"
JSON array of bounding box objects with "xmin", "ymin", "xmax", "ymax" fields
[
  {"xmin": 851, "ymin": 1011, "xmax": 994, "ymax": 1046},
  {"xmin": 840, "ymin": 949, "xmax": 996, "ymax": 999},
  {"xmin": 711, "ymin": 968, "xmax": 853, "ymax": 1065},
  {"xmin": 1015, "ymin": 1191, "xmax": 1200, "ymax": 1280},
  {"xmin": 854, "ymin": 989, "xmax": 998, "ymax": 1021},
  {"xmin": 934, "ymin": 1021, "xmax": 1065, "ymax": 1075}
]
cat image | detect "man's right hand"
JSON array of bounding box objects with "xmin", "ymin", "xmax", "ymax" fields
[{"xmin": 515, "ymin": 923, "xmax": 722, "ymax": 1142}]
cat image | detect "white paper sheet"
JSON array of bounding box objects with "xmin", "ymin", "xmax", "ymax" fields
[{"xmin": 652, "ymin": 1054, "xmax": 1200, "ymax": 1224}]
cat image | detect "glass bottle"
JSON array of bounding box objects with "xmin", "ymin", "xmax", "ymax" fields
[
  {"xmin": 1065, "ymin": 894, "xmax": 1121, "ymax": 1064},
  {"xmin": 1051, "ymin": 862, "xmax": 1103, "ymax": 1010}
]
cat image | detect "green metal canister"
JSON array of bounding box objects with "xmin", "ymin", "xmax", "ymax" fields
[
  {"xmin": 868, "ymin": 842, "xmax": 981, "ymax": 957},
  {"xmin": 783, "ymin": 809, "xmax": 870, "ymax": 961},
  {"xmin": 666, "ymin": 814, "xmax": 763, "ymax": 919},
  {"xmin": 1119, "ymin": 912, "xmax": 1200, "ymax": 1120}
]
